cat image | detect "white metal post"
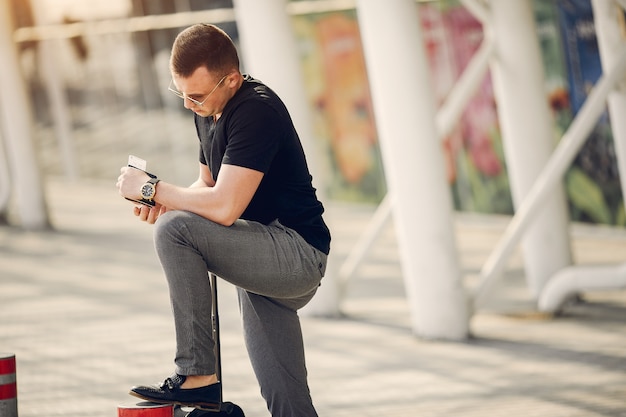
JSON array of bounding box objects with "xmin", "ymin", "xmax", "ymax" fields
[
  {"xmin": 0, "ymin": 0, "xmax": 50, "ymax": 229},
  {"xmin": 337, "ymin": 15, "xmax": 495, "ymax": 297},
  {"xmin": 488, "ymin": 0, "xmax": 572, "ymax": 298},
  {"xmin": 476, "ymin": 43, "xmax": 626, "ymax": 309},
  {"xmin": 593, "ymin": 0, "xmax": 626, "ymax": 200},
  {"xmin": 232, "ymin": 0, "xmax": 340, "ymax": 316},
  {"xmin": 357, "ymin": 0, "xmax": 468, "ymax": 339},
  {"xmin": 533, "ymin": 0, "xmax": 626, "ymax": 313}
]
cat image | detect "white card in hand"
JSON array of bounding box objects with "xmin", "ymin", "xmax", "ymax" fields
[{"xmin": 128, "ymin": 155, "xmax": 147, "ymax": 171}]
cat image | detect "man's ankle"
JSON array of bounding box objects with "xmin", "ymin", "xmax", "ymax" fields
[{"xmin": 181, "ymin": 374, "xmax": 218, "ymax": 389}]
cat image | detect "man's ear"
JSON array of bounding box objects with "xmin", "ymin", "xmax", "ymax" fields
[{"xmin": 225, "ymin": 71, "xmax": 241, "ymax": 88}]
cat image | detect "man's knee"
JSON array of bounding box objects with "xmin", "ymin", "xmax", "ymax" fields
[
  {"xmin": 154, "ymin": 211, "xmax": 222, "ymax": 249},
  {"xmin": 155, "ymin": 210, "xmax": 183, "ymax": 235},
  {"xmin": 153, "ymin": 211, "xmax": 197, "ymax": 250}
]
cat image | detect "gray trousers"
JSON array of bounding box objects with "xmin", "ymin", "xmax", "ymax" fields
[{"xmin": 153, "ymin": 210, "xmax": 327, "ymax": 417}]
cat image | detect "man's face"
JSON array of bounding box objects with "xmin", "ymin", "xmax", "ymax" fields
[{"xmin": 171, "ymin": 66, "xmax": 230, "ymax": 118}]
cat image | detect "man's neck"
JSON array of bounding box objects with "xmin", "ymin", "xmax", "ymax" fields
[{"xmin": 214, "ymin": 74, "xmax": 244, "ymax": 122}]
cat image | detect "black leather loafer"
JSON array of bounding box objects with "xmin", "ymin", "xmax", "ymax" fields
[{"xmin": 129, "ymin": 374, "xmax": 221, "ymax": 411}]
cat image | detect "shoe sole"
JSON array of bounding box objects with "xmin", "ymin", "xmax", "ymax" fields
[{"xmin": 129, "ymin": 390, "xmax": 221, "ymax": 411}]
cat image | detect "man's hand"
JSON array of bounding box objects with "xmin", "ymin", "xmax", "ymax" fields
[
  {"xmin": 117, "ymin": 166, "xmax": 168, "ymax": 224},
  {"xmin": 117, "ymin": 166, "xmax": 150, "ymax": 201},
  {"xmin": 133, "ymin": 203, "xmax": 168, "ymax": 224}
]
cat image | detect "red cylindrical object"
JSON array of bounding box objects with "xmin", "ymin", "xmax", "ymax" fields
[
  {"xmin": 117, "ymin": 402, "xmax": 174, "ymax": 417},
  {"xmin": 0, "ymin": 353, "xmax": 18, "ymax": 417}
]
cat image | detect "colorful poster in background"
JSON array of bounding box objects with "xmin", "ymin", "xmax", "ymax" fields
[
  {"xmin": 533, "ymin": 0, "xmax": 571, "ymax": 130},
  {"xmin": 292, "ymin": 1, "xmax": 623, "ymax": 225},
  {"xmin": 435, "ymin": 2, "xmax": 513, "ymax": 214},
  {"xmin": 293, "ymin": 5, "xmax": 513, "ymax": 210},
  {"xmin": 555, "ymin": 0, "xmax": 624, "ymax": 225},
  {"xmin": 292, "ymin": 11, "xmax": 386, "ymax": 203}
]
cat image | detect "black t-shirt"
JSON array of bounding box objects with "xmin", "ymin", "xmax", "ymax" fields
[{"xmin": 194, "ymin": 75, "xmax": 331, "ymax": 255}]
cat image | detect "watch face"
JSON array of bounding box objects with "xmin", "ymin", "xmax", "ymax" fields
[{"xmin": 141, "ymin": 183, "xmax": 155, "ymax": 200}]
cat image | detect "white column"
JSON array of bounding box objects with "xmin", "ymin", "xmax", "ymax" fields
[
  {"xmin": 31, "ymin": 0, "xmax": 78, "ymax": 181},
  {"xmin": 232, "ymin": 0, "xmax": 339, "ymax": 316},
  {"xmin": 0, "ymin": 0, "xmax": 49, "ymax": 229},
  {"xmin": 489, "ymin": 0, "xmax": 572, "ymax": 298},
  {"xmin": 592, "ymin": 0, "xmax": 626, "ymax": 200},
  {"xmin": 357, "ymin": 0, "xmax": 468, "ymax": 339},
  {"xmin": 232, "ymin": 0, "xmax": 322, "ymax": 184}
]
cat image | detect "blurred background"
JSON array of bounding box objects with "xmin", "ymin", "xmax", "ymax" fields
[
  {"xmin": 2, "ymin": 1, "xmax": 626, "ymax": 416},
  {"xmin": 1, "ymin": 0, "xmax": 623, "ymax": 224}
]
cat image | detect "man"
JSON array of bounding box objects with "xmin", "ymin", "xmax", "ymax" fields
[{"xmin": 116, "ymin": 23, "xmax": 330, "ymax": 417}]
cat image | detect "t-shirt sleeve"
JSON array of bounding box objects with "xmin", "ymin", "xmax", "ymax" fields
[{"xmin": 223, "ymin": 100, "xmax": 284, "ymax": 174}]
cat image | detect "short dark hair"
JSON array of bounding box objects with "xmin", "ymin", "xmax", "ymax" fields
[{"xmin": 170, "ymin": 24, "xmax": 240, "ymax": 77}]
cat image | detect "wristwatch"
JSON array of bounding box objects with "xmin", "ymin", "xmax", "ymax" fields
[{"xmin": 140, "ymin": 177, "xmax": 160, "ymax": 202}]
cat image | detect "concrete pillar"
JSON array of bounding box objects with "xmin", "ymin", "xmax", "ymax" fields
[
  {"xmin": 232, "ymin": 0, "xmax": 340, "ymax": 316},
  {"xmin": 489, "ymin": 0, "xmax": 572, "ymax": 298},
  {"xmin": 592, "ymin": 0, "xmax": 626, "ymax": 201},
  {"xmin": 356, "ymin": 0, "xmax": 468, "ymax": 339},
  {"xmin": 0, "ymin": 0, "xmax": 50, "ymax": 229}
]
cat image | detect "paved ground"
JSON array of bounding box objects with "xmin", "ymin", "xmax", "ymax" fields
[{"xmin": 2, "ymin": 177, "xmax": 626, "ymax": 417}]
